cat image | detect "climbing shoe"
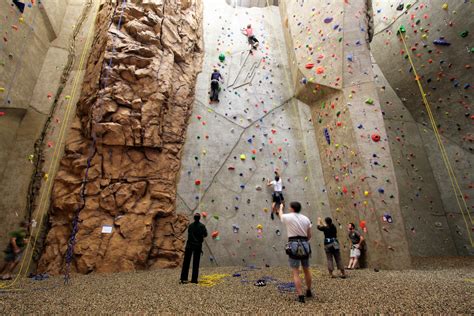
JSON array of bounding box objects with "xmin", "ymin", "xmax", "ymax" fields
[
  {"xmin": 297, "ymin": 295, "xmax": 305, "ymax": 303},
  {"xmin": 306, "ymin": 289, "xmax": 313, "ymax": 298}
]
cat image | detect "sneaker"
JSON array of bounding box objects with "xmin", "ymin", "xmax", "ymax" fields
[
  {"xmin": 306, "ymin": 289, "xmax": 313, "ymax": 298},
  {"xmin": 179, "ymin": 280, "xmax": 189, "ymax": 284},
  {"xmin": 190, "ymin": 280, "xmax": 198, "ymax": 284},
  {"xmin": 297, "ymin": 295, "xmax": 305, "ymax": 303}
]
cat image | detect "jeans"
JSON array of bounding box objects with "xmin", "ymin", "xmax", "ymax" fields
[{"xmin": 325, "ymin": 244, "xmax": 343, "ymax": 272}]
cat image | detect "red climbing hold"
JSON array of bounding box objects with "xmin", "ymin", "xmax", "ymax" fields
[
  {"xmin": 316, "ymin": 67, "xmax": 325, "ymax": 74},
  {"xmin": 195, "ymin": 179, "xmax": 201, "ymax": 185},
  {"xmin": 211, "ymin": 231, "xmax": 219, "ymax": 239},
  {"xmin": 371, "ymin": 133, "xmax": 381, "ymax": 142},
  {"xmin": 0, "ymin": 111, "xmax": 5, "ymax": 117},
  {"xmin": 305, "ymin": 63, "xmax": 314, "ymax": 69},
  {"xmin": 201, "ymin": 211, "xmax": 208, "ymax": 217}
]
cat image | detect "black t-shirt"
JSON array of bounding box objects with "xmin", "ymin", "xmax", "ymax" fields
[
  {"xmin": 186, "ymin": 221, "xmax": 208, "ymax": 248},
  {"xmin": 317, "ymin": 224, "xmax": 337, "ymax": 239},
  {"xmin": 348, "ymin": 231, "xmax": 361, "ymax": 245}
]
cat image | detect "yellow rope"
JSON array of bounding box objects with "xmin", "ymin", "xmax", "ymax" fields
[
  {"xmin": 399, "ymin": 33, "xmax": 473, "ymax": 247},
  {"xmin": 0, "ymin": 1, "xmax": 100, "ymax": 290}
]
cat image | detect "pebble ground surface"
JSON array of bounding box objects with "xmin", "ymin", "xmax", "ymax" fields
[{"xmin": 0, "ymin": 257, "xmax": 472, "ymax": 314}]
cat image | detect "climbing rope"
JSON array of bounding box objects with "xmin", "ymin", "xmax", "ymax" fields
[
  {"xmin": 0, "ymin": 0, "xmax": 100, "ymax": 290},
  {"xmin": 398, "ymin": 31, "xmax": 473, "ymax": 247}
]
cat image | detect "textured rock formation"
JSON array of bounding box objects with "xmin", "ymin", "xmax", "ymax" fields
[{"xmin": 38, "ymin": 0, "xmax": 203, "ymax": 274}]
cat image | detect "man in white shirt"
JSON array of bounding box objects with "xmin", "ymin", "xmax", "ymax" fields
[
  {"xmin": 277, "ymin": 202, "xmax": 313, "ymax": 303},
  {"xmin": 267, "ymin": 170, "xmax": 284, "ymax": 220}
]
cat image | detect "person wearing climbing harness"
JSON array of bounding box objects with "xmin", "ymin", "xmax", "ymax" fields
[
  {"xmin": 0, "ymin": 221, "xmax": 29, "ymax": 280},
  {"xmin": 180, "ymin": 213, "xmax": 208, "ymax": 284},
  {"xmin": 347, "ymin": 223, "xmax": 364, "ymax": 270},
  {"xmin": 277, "ymin": 202, "xmax": 313, "ymax": 303},
  {"xmin": 210, "ymin": 69, "xmax": 223, "ymax": 103},
  {"xmin": 267, "ymin": 170, "xmax": 284, "ymax": 220},
  {"xmin": 317, "ymin": 217, "xmax": 346, "ymax": 279},
  {"xmin": 241, "ymin": 24, "xmax": 259, "ymax": 50}
]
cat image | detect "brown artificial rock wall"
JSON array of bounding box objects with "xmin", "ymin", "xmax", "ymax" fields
[{"xmin": 38, "ymin": 0, "xmax": 203, "ymax": 274}]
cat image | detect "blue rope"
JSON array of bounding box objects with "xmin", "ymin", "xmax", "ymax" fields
[{"xmin": 63, "ymin": 0, "xmax": 127, "ymax": 285}]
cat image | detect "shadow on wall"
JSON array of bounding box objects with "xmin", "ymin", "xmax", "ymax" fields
[{"xmin": 226, "ymin": 0, "xmax": 279, "ymax": 8}]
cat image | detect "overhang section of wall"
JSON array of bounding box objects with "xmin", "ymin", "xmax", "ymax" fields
[{"xmin": 280, "ymin": 0, "xmax": 412, "ymax": 269}]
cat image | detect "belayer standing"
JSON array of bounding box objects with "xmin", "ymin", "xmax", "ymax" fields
[
  {"xmin": 317, "ymin": 217, "xmax": 346, "ymax": 278},
  {"xmin": 267, "ymin": 169, "xmax": 284, "ymax": 220},
  {"xmin": 1, "ymin": 221, "xmax": 29, "ymax": 280},
  {"xmin": 180, "ymin": 213, "xmax": 208, "ymax": 284},
  {"xmin": 347, "ymin": 223, "xmax": 364, "ymax": 270},
  {"xmin": 277, "ymin": 202, "xmax": 313, "ymax": 303},
  {"xmin": 210, "ymin": 69, "xmax": 223, "ymax": 103},
  {"xmin": 241, "ymin": 24, "xmax": 259, "ymax": 50}
]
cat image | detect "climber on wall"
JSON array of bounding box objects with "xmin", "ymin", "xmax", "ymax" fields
[
  {"xmin": 347, "ymin": 223, "xmax": 364, "ymax": 270},
  {"xmin": 210, "ymin": 68, "xmax": 223, "ymax": 103},
  {"xmin": 0, "ymin": 221, "xmax": 29, "ymax": 280},
  {"xmin": 180, "ymin": 213, "xmax": 208, "ymax": 284},
  {"xmin": 241, "ymin": 24, "xmax": 259, "ymax": 51},
  {"xmin": 267, "ymin": 169, "xmax": 284, "ymax": 220}
]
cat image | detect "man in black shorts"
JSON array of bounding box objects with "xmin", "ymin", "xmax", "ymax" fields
[{"xmin": 267, "ymin": 170, "xmax": 284, "ymax": 220}]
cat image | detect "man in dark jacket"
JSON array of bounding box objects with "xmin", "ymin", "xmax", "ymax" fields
[
  {"xmin": 180, "ymin": 213, "xmax": 208, "ymax": 284},
  {"xmin": 210, "ymin": 69, "xmax": 223, "ymax": 103}
]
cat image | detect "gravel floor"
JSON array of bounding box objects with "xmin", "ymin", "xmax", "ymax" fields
[{"xmin": 0, "ymin": 257, "xmax": 472, "ymax": 314}]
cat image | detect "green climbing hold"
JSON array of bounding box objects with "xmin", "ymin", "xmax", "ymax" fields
[
  {"xmin": 365, "ymin": 98, "xmax": 374, "ymax": 105},
  {"xmin": 470, "ymin": 47, "xmax": 474, "ymax": 53},
  {"xmin": 460, "ymin": 31, "xmax": 469, "ymax": 38},
  {"xmin": 398, "ymin": 26, "xmax": 406, "ymax": 34},
  {"xmin": 219, "ymin": 53, "xmax": 225, "ymax": 62}
]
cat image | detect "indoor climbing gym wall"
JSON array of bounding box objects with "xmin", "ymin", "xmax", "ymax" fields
[
  {"xmin": 37, "ymin": 0, "xmax": 204, "ymax": 274},
  {"xmin": 370, "ymin": 0, "xmax": 473, "ymax": 255},
  {"xmin": 0, "ymin": 0, "xmax": 97, "ymax": 261},
  {"xmin": 279, "ymin": 0, "xmax": 412, "ymax": 269},
  {"xmin": 176, "ymin": 0, "xmax": 331, "ymax": 268}
]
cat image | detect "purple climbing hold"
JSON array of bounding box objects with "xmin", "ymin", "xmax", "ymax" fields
[
  {"xmin": 324, "ymin": 17, "xmax": 333, "ymax": 24},
  {"xmin": 433, "ymin": 38, "xmax": 451, "ymax": 46}
]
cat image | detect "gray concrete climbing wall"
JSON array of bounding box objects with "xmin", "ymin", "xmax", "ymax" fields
[
  {"xmin": 0, "ymin": 0, "xmax": 94, "ymax": 259},
  {"xmin": 370, "ymin": 0, "xmax": 473, "ymax": 255},
  {"xmin": 279, "ymin": 0, "xmax": 412, "ymax": 269},
  {"xmin": 176, "ymin": 0, "xmax": 331, "ymax": 267}
]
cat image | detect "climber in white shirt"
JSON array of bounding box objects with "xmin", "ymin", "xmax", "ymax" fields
[{"xmin": 267, "ymin": 169, "xmax": 284, "ymax": 220}]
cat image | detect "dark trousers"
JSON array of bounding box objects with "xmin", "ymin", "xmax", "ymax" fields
[
  {"xmin": 325, "ymin": 247, "xmax": 343, "ymax": 272},
  {"xmin": 180, "ymin": 246, "xmax": 202, "ymax": 282},
  {"xmin": 210, "ymin": 81, "xmax": 219, "ymax": 101}
]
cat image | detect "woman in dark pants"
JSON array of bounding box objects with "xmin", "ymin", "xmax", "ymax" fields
[{"xmin": 317, "ymin": 217, "xmax": 346, "ymax": 278}]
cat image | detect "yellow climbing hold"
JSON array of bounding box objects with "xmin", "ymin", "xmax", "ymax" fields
[
  {"xmin": 442, "ymin": 3, "xmax": 448, "ymax": 10},
  {"xmin": 240, "ymin": 154, "xmax": 246, "ymax": 161},
  {"xmin": 0, "ymin": 87, "xmax": 5, "ymax": 93},
  {"xmin": 65, "ymin": 95, "xmax": 71, "ymax": 100},
  {"xmin": 256, "ymin": 224, "xmax": 263, "ymax": 230},
  {"xmin": 364, "ymin": 191, "xmax": 369, "ymax": 197}
]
